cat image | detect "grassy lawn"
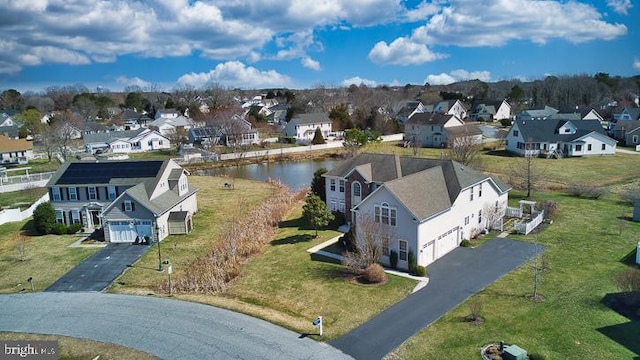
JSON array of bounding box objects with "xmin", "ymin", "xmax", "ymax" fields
[
  {"xmin": 389, "ymin": 191, "xmax": 640, "ymax": 359},
  {"xmin": 15, "ymin": 158, "xmax": 62, "ymax": 173},
  {"xmin": 0, "ymin": 332, "xmax": 158, "ymax": 360},
  {"xmin": 0, "ymin": 187, "xmax": 47, "ymax": 210},
  {"xmin": 0, "ymin": 221, "xmax": 100, "ymax": 293},
  {"xmin": 125, "ymin": 150, "xmax": 176, "ymax": 160},
  {"xmin": 108, "ymin": 176, "xmax": 277, "ymax": 294}
]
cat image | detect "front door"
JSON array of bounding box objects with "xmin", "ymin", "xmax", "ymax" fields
[{"xmin": 90, "ymin": 210, "xmax": 101, "ymax": 228}]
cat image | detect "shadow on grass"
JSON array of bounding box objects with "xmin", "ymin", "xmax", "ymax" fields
[
  {"xmin": 598, "ymin": 292, "xmax": 640, "ymax": 358},
  {"xmin": 620, "ymin": 248, "xmax": 639, "ymax": 267},
  {"xmin": 271, "ymin": 234, "xmax": 316, "ymax": 246},
  {"xmin": 484, "ymin": 150, "xmax": 519, "ymax": 157},
  {"xmin": 308, "ymin": 263, "xmax": 348, "ymax": 280},
  {"xmin": 278, "ymin": 217, "xmax": 313, "ymax": 231},
  {"xmin": 20, "ymin": 220, "xmax": 40, "ymax": 236},
  {"xmin": 310, "ymin": 252, "xmax": 342, "ymax": 265}
]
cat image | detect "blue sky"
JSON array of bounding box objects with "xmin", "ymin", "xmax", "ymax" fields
[{"xmin": 1, "ymin": 0, "xmax": 638, "ymax": 93}]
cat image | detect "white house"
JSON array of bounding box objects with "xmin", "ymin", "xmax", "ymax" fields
[
  {"xmin": 404, "ymin": 113, "xmax": 481, "ymax": 148},
  {"xmin": 84, "ymin": 129, "xmax": 170, "ymax": 154},
  {"xmin": 149, "ymin": 115, "xmax": 194, "ymax": 137},
  {"xmin": 155, "ymin": 109, "xmax": 181, "ymax": 120},
  {"xmin": 283, "ymin": 112, "xmax": 332, "ymax": 144},
  {"xmin": 495, "ymin": 100, "xmax": 512, "ymax": 121},
  {"xmin": 0, "ymin": 135, "xmax": 34, "ymax": 165},
  {"xmin": 505, "ymin": 118, "xmax": 616, "ymax": 157},
  {"xmin": 395, "ymin": 100, "xmax": 425, "ymax": 123},
  {"xmin": 324, "ymin": 153, "xmax": 510, "ymax": 269}
]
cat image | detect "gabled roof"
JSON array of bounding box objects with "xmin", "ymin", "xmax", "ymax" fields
[
  {"xmin": 290, "ymin": 112, "xmax": 330, "ymax": 125},
  {"xmin": 83, "ymin": 128, "xmax": 146, "ymax": 144},
  {"xmin": 473, "ymin": 104, "xmax": 496, "ymax": 115},
  {"xmin": 447, "ymin": 123, "xmax": 483, "ymax": 137},
  {"xmin": 621, "ymin": 108, "xmax": 640, "ymax": 121},
  {"xmin": 0, "ymin": 135, "xmax": 32, "ymax": 152},
  {"xmin": 329, "ymin": 153, "xmax": 510, "ymax": 222},
  {"xmin": 615, "ymin": 120, "xmax": 640, "ymax": 133},
  {"xmin": 0, "ymin": 125, "xmax": 20, "ymax": 139},
  {"xmin": 150, "ymin": 115, "xmax": 192, "ymax": 128},
  {"xmin": 405, "ymin": 112, "xmax": 458, "ymax": 126},
  {"xmin": 520, "ymin": 106, "xmax": 559, "ymax": 118},
  {"xmin": 514, "ymin": 118, "xmax": 606, "ymax": 143},
  {"xmin": 548, "ymin": 112, "xmax": 582, "ymax": 121}
]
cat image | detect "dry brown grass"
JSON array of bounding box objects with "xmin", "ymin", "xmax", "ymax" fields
[{"xmin": 0, "ymin": 332, "xmax": 158, "ymax": 360}]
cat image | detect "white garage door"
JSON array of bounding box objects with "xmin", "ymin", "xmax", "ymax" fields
[
  {"xmin": 437, "ymin": 228, "xmax": 459, "ymax": 259},
  {"xmin": 421, "ymin": 241, "xmax": 435, "ymax": 266},
  {"xmin": 108, "ymin": 221, "xmax": 153, "ymax": 243}
]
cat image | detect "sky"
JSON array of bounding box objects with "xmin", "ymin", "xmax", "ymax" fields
[{"xmin": 1, "ymin": 0, "xmax": 639, "ymax": 93}]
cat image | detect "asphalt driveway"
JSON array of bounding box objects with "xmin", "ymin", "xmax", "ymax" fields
[
  {"xmin": 0, "ymin": 292, "xmax": 352, "ymax": 360},
  {"xmin": 330, "ymin": 237, "xmax": 541, "ymax": 359},
  {"xmin": 46, "ymin": 243, "xmax": 152, "ymax": 292}
]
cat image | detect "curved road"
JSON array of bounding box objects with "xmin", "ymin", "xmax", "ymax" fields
[{"xmin": 0, "ymin": 293, "xmax": 351, "ymax": 360}]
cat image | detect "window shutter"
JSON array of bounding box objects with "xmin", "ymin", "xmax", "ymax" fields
[
  {"xmin": 131, "ymin": 202, "xmax": 136, "ymax": 211},
  {"xmin": 121, "ymin": 203, "xmax": 125, "ymax": 211},
  {"xmin": 86, "ymin": 187, "xmax": 89, "ymax": 199},
  {"xmin": 96, "ymin": 187, "xmax": 100, "ymax": 200},
  {"xmin": 65, "ymin": 187, "xmax": 69, "ymax": 200},
  {"xmin": 115, "ymin": 187, "xmax": 119, "ymax": 197}
]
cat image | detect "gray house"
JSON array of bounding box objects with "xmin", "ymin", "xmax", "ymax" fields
[{"xmin": 46, "ymin": 159, "xmax": 198, "ymax": 243}]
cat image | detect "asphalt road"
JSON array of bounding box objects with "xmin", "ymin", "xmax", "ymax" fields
[
  {"xmin": 0, "ymin": 292, "xmax": 352, "ymax": 360},
  {"xmin": 330, "ymin": 237, "xmax": 540, "ymax": 359},
  {"xmin": 46, "ymin": 243, "xmax": 152, "ymax": 292}
]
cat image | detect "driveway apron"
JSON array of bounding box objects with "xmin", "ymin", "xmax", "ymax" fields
[
  {"xmin": 330, "ymin": 237, "xmax": 540, "ymax": 359},
  {"xmin": 46, "ymin": 243, "xmax": 152, "ymax": 292}
]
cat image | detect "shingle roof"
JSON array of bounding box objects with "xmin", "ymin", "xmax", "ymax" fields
[
  {"xmin": 616, "ymin": 120, "xmax": 640, "ymax": 133},
  {"xmin": 447, "ymin": 123, "xmax": 483, "ymax": 137},
  {"xmin": 290, "ymin": 112, "xmax": 330, "ymax": 125},
  {"xmin": 83, "ymin": 129, "xmax": 145, "ymax": 144},
  {"xmin": 622, "ymin": 108, "xmax": 640, "ymax": 121},
  {"xmin": 405, "ymin": 112, "xmax": 457, "ymax": 126},
  {"xmin": 47, "ymin": 160, "xmax": 166, "ymax": 188},
  {"xmin": 0, "ymin": 135, "xmax": 32, "ymax": 152},
  {"xmin": 125, "ymin": 182, "xmax": 197, "ymax": 216},
  {"xmin": 515, "ymin": 118, "xmax": 606, "ymax": 143},
  {"xmin": 329, "ymin": 153, "xmax": 510, "ymax": 222}
]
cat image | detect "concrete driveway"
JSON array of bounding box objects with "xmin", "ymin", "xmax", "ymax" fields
[
  {"xmin": 0, "ymin": 292, "xmax": 351, "ymax": 360},
  {"xmin": 46, "ymin": 243, "xmax": 152, "ymax": 292},
  {"xmin": 330, "ymin": 237, "xmax": 540, "ymax": 359}
]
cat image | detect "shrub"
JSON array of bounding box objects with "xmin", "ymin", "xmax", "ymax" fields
[
  {"xmin": 362, "ymin": 263, "xmax": 387, "ymax": 284},
  {"xmin": 528, "ymin": 353, "xmax": 546, "ymax": 360},
  {"xmin": 414, "ymin": 265, "xmax": 427, "ymax": 277},
  {"xmin": 278, "ymin": 136, "xmax": 297, "ymax": 144},
  {"xmin": 329, "ymin": 211, "xmax": 346, "ymax": 228},
  {"xmin": 389, "ymin": 250, "xmax": 398, "ymax": 269},
  {"xmin": 499, "ymin": 118, "xmax": 512, "ymax": 127},
  {"xmin": 567, "ymin": 184, "xmax": 608, "ymax": 199},
  {"xmin": 613, "ymin": 268, "xmax": 640, "ymax": 292},
  {"xmin": 66, "ymin": 223, "xmax": 82, "ymax": 234},
  {"xmin": 408, "ymin": 249, "xmax": 417, "ymax": 274},
  {"xmin": 52, "ymin": 223, "xmax": 68, "ymax": 235},
  {"xmin": 468, "ymin": 300, "xmax": 483, "ymax": 321},
  {"xmin": 541, "ymin": 200, "xmax": 560, "ymax": 220},
  {"xmin": 460, "ymin": 239, "xmax": 472, "ymax": 247},
  {"xmin": 33, "ymin": 201, "xmax": 56, "ymax": 235},
  {"xmin": 311, "ymin": 127, "xmax": 326, "ymax": 145}
]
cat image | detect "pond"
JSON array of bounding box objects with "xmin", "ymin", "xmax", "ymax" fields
[{"xmin": 197, "ymin": 158, "xmax": 342, "ymax": 190}]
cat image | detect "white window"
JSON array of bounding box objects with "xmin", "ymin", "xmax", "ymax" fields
[
  {"xmin": 108, "ymin": 186, "xmax": 117, "ymax": 200},
  {"xmin": 339, "ymin": 180, "xmax": 345, "ymax": 193},
  {"xmin": 71, "ymin": 210, "xmax": 80, "ymax": 224},
  {"xmin": 464, "ymin": 216, "xmax": 470, "ymax": 225},
  {"xmin": 330, "ymin": 198, "xmax": 337, "ymax": 212},
  {"xmin": 470, "ymin": 186, "xmax": 474, "ymax": 201},
  {"xmin": 124, "ymin": 200, "xmax": 133, "ymax": 212},
  {"xmin": 52, "ymin": 187, "xmax": 61, "ymax": 201},
  {"xmin": 353, "ymin": 182, "xmax": 361, "ymax": 197},
  {"xmin": 68, "ymin": 187, "xmax": 77, "ymax": 200},
  {"xmin": 330, "ymin": 179, "xmax": 336, "ymax": 191},
  {"xmin": 88, "ymin": 186, "xmax": 97, "ymax": 200},
  {"xmin": 55, "ymin": 209, "xmax": 64, "ymax": 224},
  {"xmin": 382, "ymin": 237, "xmax": 390, "ymax": 256},
  {"xmin": 374, "ymin": 202, "xmax": 397, "ymax": 226},
  {"xmin": 399, "ymin": 240, "xmax": 407, "ymax": 261},
  {"xmin": 338, "ymin": 200, "xmax": 345, "ymax": 213}
]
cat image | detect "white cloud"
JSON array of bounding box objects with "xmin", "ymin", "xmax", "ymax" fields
[
  {"xmin": 633, "ymin": 58, "xmax": 640, "ymax": 70},
  {"xmin": 403, "ymin": 1, "xmax": 440, "ymax": 22},
  {"xmin": 342, "ymin": 76, "xmax": 378, "ymax": 87},
  {"xmin": 369, "ymin": 37, "xmax": 446, "ymax": 65},
  {"xmin": 607, "ymin": 0, "xmax": 633, "ymax": 15},
  {"xmin": 116, "ymin": 76, "xmax": 152, "ymax": 89},
  {"xmin": 302, "ymin": 57, "xmax": 321, "ymax": 71},
  {"xmin": 412, "ymin": 0, "xmax": 627, "ymax": 46},
  {"xmin": 176, "ymin": 61, "xmax": 292, "ymax": 89},
  {"xmin": 424, "ymin": 69, "xmax": 492, "ymax": 85}
]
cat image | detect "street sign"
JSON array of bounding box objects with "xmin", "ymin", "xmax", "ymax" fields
[{"xmin": 313, "ymin": 317, "xmax": 321, "ymax": 326}]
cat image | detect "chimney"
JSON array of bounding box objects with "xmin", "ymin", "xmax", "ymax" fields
[{"xmin": 395, "ymin": 152, "xmax": 402, "ymax": 179}]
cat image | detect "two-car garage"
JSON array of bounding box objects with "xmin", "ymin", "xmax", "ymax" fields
[
  {"xmin": 107, "ymin": 220, "xmax": 153, "ymax": 243},
  {"xmin": 420, "ymin": 226, "xmax": 460, "ymax": 267}
]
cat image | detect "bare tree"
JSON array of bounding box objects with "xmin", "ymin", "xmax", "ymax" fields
[
  {"xmin": 510, "ymin": 139, "xmax": 544, "ymax": 198},
  {"xmin": 14, "ymin": 233, "xmax": 27, "ymax": 261},
  {"xmin": 529, "ymin": 237, "xmax": 544, "ymax": 301},
  {"xmin": 342, "ymin": 214, "xmax": 396, "ymax": 272},
  {"xmin": 482, "ymin": 202, "xmax": 504, "ymax": 232},
  {"xmin": 445, "ymin": 132, "xmax": 483, "ymax": 167}
]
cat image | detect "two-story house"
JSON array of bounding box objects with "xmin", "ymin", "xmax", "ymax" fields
[
  {"xmin": 0, "ymin": 135, "xmax": 33, "ymax": 165},
  {"xmin": 404, "ymin": 113, "xmax": 481, "ymax": 148},
  {"xmin": 283, "ymin": 113, "xmax": 332, "ymax": 144},
  {"xmin": 324, "ymin": 153, "xmax": 510, "ymax": 269},
  {"xmin": 505, "ymin": 118, "xmax": 616, "ymax": 157},
  {"xmin": 46, "ymin": 159, "xmax": 198, "ymax": 243}
]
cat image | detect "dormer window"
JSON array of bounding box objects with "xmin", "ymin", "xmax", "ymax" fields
[
  {"xmin": 123, "ymin": 200, "xmax": 134, "ymax": 212},
  {"xmin": 564, "ymin": 128, "xmax": 570, "ymax": 133}
]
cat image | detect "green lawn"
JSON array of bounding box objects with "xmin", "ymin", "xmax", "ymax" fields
[
  {"xmin": 0, "ymin": 187, "xmax": 47, "ymax": 210},
  {"xmin": 0, "ymin": 221, "xmax": 100, "ymax": 293},
  {"xmin": 389, "ymin": 191, "xmax": 640, "ymax": 359}
]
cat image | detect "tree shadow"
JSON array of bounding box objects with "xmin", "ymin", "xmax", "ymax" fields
[
  {"xmin": 598, "ymin": 292, "xmax": 640, "ymax": 358},
  {"xmin": 278, "ymin": 217, "xmax": 313, "ymax": 231},
  {"xmin": 484, "ymin": 150, "xmax": 518, "ymax": 157},
  {"xmin": 620, "ymin": 248, "xmax": 639, "ymax": 267},
  {"xmin": 308, "ymin": 265, "xmax": 350, "ymax": 280},
  {"xmin": 20, "ymin": 220, "xmax": 40, "ymax": 236},
  {"xmin": 270, "ymin": 233, "xmax": 316, "ymax": 246},
  {"xmin": 310, "ymin": 252, "xmax": 342, "ymax": 265}
]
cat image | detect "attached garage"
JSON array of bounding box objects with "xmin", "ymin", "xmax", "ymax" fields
[
  {"xmin": 421, "ymin": 240, "xmax": 435, "ymax": 266},
  {"xmin": 436, "ymin": 227, "xmax": 459, "ymax": 259},
  {"xmin": 107, "ymin": 220, "xmax": 153, "ymax": 243}
]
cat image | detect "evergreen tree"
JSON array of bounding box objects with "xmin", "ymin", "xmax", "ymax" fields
[
  {"xmin": 311, "ymin": 127, "xmax": 326, "ymax": 144},
  {"xmin": 302, "ymin": 193, "xmax": 334, "ymax": 237},
  {"xmin": 33, "ymin": 202, "xmax": 56, "ymax": 235}
]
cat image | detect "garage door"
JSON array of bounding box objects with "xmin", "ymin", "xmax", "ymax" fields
[
  {"xmin": 421, "ymin": 241, "xmax": 435, "ymax": 266},
  {"xmin": 108, "ymin": 221, "xmax": 152, "ymax": 243},
  {"xmin": 437, "ymin": 227, "xmax": 459, "ymax": 259}
]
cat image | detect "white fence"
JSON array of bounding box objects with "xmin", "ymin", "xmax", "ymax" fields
[
  {"xmin": 0, "ymin": 193, "xmax": 50, "ymax": 226},
  {"xmin": 514, "ymin": 211, "xmax": 545, "ymax": 235},
  {"xmin": 0, "ymin": 172, "xmax": 55, "ymax": 193},
  {"xmin": 505, "ymin": 207, "xmax": 523, "ymax": 218}
]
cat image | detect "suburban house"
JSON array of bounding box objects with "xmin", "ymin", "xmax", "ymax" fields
[
  {"xmin": 470, "ymin": 100, "xmax": 512, "ymax": 122},
  {"xmin": 0, "ymin": 112, "xmax": 16, "ymax": 127},
  {"xmin": 189, "ymin": 114, "xmax": 260, "ymax": 146},
  {"xmin": 515, "ymin": 106, "xmax": 559, "ymax": 121},
  {"xmin": 150, "ymin": 112, "xmax": 194, "ymax": 137},
  {"xmin": 611, "ymin": 120, "xmax": 640, "ymax": 147},
  {"xmin": 0, "ymin": 125, "xmax": 20, "ymax": 139},
  {"xmin": 46, "ymin": 159, "xmax": 198, "ymax": 242},
  {"xmin": 84, "ymin": 128, "xmax": 171, "ymax": 154},
  {"xmin": 613, "ymin": 108, "xmax": 640, "ymax": 122},
  {"xmin": 395, "ymin": 100, "xmax": 425, "ymax": 123},
  {"xmin": 283, "ymin": 112, "xmax": 332, "ymax": 144},
  {"xmin": 0, "ymin": 135, "xmax": 33, "ymax": 165},
  {"xmin": 505, "ymin": 118, "xmax": 616, "ymax": 158},
  {"xmin": 404, "ymin": 113, "xmax": 481, "ymax": 148},
  {"xmin": 324, "ymin": 153, "xmax": 510, "ymax": 269}
]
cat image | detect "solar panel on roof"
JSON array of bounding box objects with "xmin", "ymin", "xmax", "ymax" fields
[{"xmin": 56, "ymin": 161, "xmax": 164, "ymax": 184}]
